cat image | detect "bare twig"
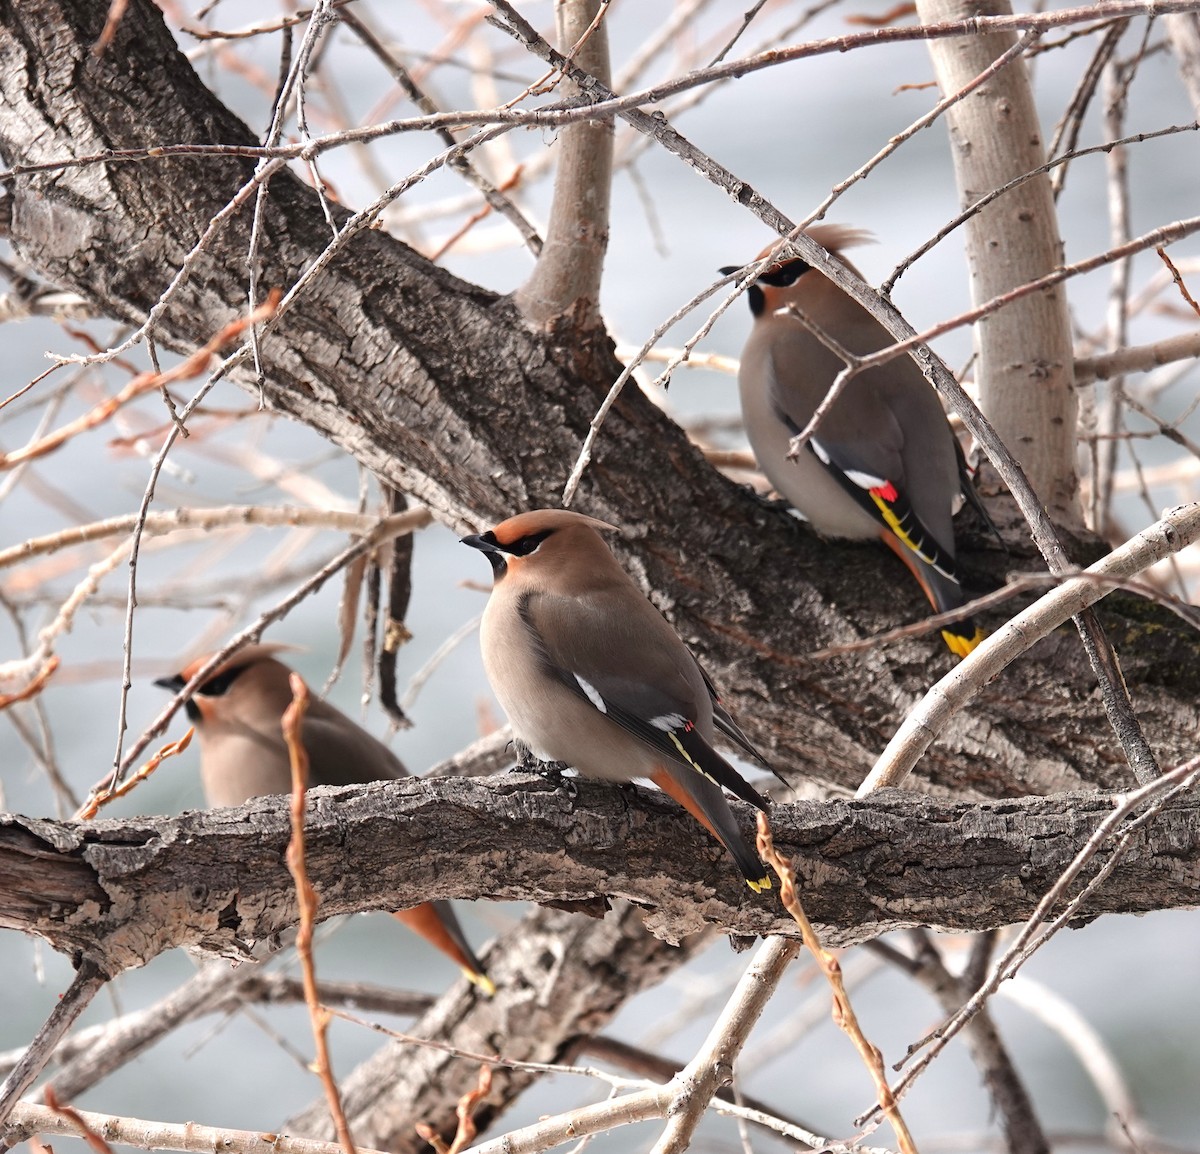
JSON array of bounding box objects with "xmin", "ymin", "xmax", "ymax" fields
[
  {"xmin": 0, "ymin": 657, "xmax": 58, "ymax": 710},
  {"xmin": 74, "ymin": 729, "xmax": 194, "ymax": 820},
  {"xmin": 1075, "ymin": 330, "xmax": 1200, "ymax": 386},
  {"xmin": 0, "ymin": 291, "xmax": 280, "ymax": 471},
  {"xmin": 337, "ymin": 9, "xmax": 541, "ymax": 256},
  {"xmin": 41, "ymin": 1086, "xmax": 114, "ymax": 1154},
  {"xmin": 7, "ymin": 3, "xmax": 1199, "ymax": 189},
  {"xmin": 874, "ymin": 933, "xmax": 1049, "ymax": 1154},
  {"xmin": 416, "ymin": 1065, "xmax": 492, "ymax": 1154},
  {"xmin": 998, "ymin": 975, "xmax": 1151, "ymax": 1147},
  {"xmin": 4, "ymin": 1101, "xmax": 389, "ymax": 1154},
  {"xmin": 0, "ymin": 504, "xmax": 432, "ymax": 572},
  {"xmin": 649, "ymin": 935, "xmax": 803, "ymax": 1153},
  {"xmin": 873, "ymin": 754, "xmax": 1200, "ymax": 1120}
]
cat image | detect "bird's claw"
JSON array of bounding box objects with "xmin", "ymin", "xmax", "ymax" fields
[
  {"xmin": 741, "ymin": 483, "xmax": 790, "ymax": 512},
  {"xmin": 512, "ymin": 748, "xmax": 578, "ymax": 798}
]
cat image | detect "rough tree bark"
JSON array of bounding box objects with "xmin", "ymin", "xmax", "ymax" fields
[
  {"xmin": 1, "ymin": 1, "xmax": 1198, "ymax": 1148},
  {"xmin": 4, "ymin": 777, "xmax": 1199, "ymax": 974},
  {"xmin": 0, "ymin": 0, "xmax": 1195, "ymax": 804}
]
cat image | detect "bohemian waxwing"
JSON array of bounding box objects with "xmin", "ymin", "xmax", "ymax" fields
[
  {"xmin": 155, "ymin": 645, "xmax": 494, "ymax": 996},
  {"xmin": 462, "ymin": 509, "xmax": 776, "ymax": 893},
  {"xmin": 722, "ymin": 225, "xmax": 988, "ymax": 657}
]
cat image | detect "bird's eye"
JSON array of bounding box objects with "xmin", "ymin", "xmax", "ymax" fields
[
  {"xmin": 510, "ymin": 530, "xmax": 554, "ymax": 556},
  {"xmin": 759, "ymin": 259, "xmax": 810, "ymax": 287},
  {"xmin": 199, "ymin": 665, "xmax": 248, "ymax": 698}
]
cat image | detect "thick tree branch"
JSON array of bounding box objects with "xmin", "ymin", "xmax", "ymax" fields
[
  {"xmin": 3, "ymin": 776, "xmax": 1200, "ymax": 977},
  {"xmin": 0, "ymin": 0, "xmax": 1197, "ymax": 805},
  {"xmin": 513, "ymin": 0, "xmax": 613, "ymax": 330}
]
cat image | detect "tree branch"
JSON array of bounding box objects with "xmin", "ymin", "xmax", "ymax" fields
[
  {"xmin": 4, "ymin": 777, "xmax": 1200, "ymax": 977},
  {"xmin": 1, "ymin": 0, "xmax": 1197, "ymax": 806},
  {"xmin": 860, "ymin": 501, "xmax": 1200, "ymax": 793},
  {"xmin": 512, "ymin": 0, "xmax": 613, "ymax": 331}
]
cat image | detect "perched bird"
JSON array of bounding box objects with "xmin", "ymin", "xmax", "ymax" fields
[
  {"xmin": 722, "ymin": 225, "xmax": 988, "ymax": 657},
  {"xmin": 156, "ymin": 646, "xmax": 494, "ymax": 996},
  {"xmin": 462, "ymin": 508, "xmax": 776, "ymax": 892}
]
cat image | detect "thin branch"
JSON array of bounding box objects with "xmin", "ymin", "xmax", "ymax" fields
[
  {"xmin": 4, "ymin": 1102, "xmax": 388, "ymax": 1154},
  {"xmin": 75, "ymin": 729, "xmax": 194, "ymax": 820},
  {"xmin": 757, "ymin": 815, "xmax": 918, "ymax": 1154},
  {"xmin": 858, "ymin": 501, "xmax": 1200, "ymax": 795},
  {"xmin": 876, "ymin": 754, "xmax": 1200, "ymax": 1117},
  {"xmin": 41, "ymin": 1086, "xmax": 114, "ymax": 1154},
  {"xmin": 0, "ymin": 961, "xmax": 108, "ymax": 1128},
  {"xmin": 0, "ymin": 291, "xmax": 279, "ymax": 471},
  {"xmin": 804, "ymin": 568, "xmax": 1200, "ymax": 660},
  {"xmin": 8, "ymin": 3, "xmax": 1200, "ymax": 188},
  {"xmin": 336, "ymin": 10, "xmax": 540, "ymax": 256},
  {"xmin": 884, "ymin": 932, "xmax": 1050, "ymax": 1154},
  {"xmin": 649, "ymin": 935, "xmax": 802, "ymax": 1153},
  {"xmin": 0, "ymin": 504, "xmax": 432, "ymax": 572},
  {"xmin": 513, "ymin": 0, "xmax": 613, "ymax": 329},
  {"xmin": 885, "ymin": 121, "xmax": 1199, "ymax": 292},
  {"xmin": 1075, "ymin": 330, "xmax": 1200, "ymax": 386},
  {"xmin": 998, "ymin": 976, "xmax": 1151, "ymax": 1147}
]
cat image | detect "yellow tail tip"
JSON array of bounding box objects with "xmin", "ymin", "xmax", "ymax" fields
[
  {"xmin": 942, "ymin": 626, "xmax": 985, "ymax": 659},
  {"xmin": 747, "ymin": 875, "xmax": 772, "ymax": 894},
  {"xmin": 464, "ymin": 970, "xmax": 496, "ymax": 998}
]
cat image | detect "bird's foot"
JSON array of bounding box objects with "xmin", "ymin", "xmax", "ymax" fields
[
  {"xmin": 511, "ymin": 748, "xmax": 579, "ymax": 799},
  {"xmin": 537, "ymin": 760, "xmax": 579, "ymax": 799},
  {"xmin": 611, "ymin": 780, "xmax": 642, "ymax": 813},
  {"xmin": 741, "ymin": 483, "xmax": 790, "ymax": 512}
]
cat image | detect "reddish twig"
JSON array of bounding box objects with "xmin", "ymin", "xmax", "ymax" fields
[
  {"xmin": 1157, "ymin": 245, "xmax": 1200, "ymax": 318},
  {"xmin": 42, "ymin": 1086, "xmax": 114, "ymax": 1154},
  {"xmin": 282, "ymin": 673, "xmax": 356, "ymax": 1154},
  {"xmin": 416, "ymin": 1065, "xmax": 493, "ymax": 1154},
  {"xmin": 427, "ymin": 164, "xmax": 525, "ymax": 262},
  {"xmin": 91, "ymin": 0, "xmax": 129, "ymax": 56},
  {"xmin": 0, "ymin": 289, "xmax": 282, "ymax": 472},
  {"xmin": 0, "ymin": 657, "xmax": 59, "ymax": 711},
  {"xmin": 73, "ymin": 729, "xmax": 194, "ymax": 821}
]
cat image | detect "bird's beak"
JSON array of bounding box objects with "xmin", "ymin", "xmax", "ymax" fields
[
  {"xmin": 462, "ymin": 530, "xmax": 511, "ymax": 575},
  {"xmin": 461, "ymin": 530, "xmax": 514, "ymax": 555},
  {"xmin": 154, "ymin": 674, "xmax": 186, "ymax": 691},
  {"xmin": 718, "ymin": 265, "xmax": 742, "ymax": 277}
]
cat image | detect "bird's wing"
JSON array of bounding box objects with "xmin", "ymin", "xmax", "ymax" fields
[
  {"xmin": 300, "ymin": 698, "xmax": 407, "ymax": 787},
  {"xmin": 696, "ymin": 664, "xmax": 789, "ymax": 787},
  {"xmin": 771, "ymin": 360, "xmax": 960, "ymax": 581},
  {"xmin": 517, "ymin": 590, "xmax": 768, "ymax": 810}
]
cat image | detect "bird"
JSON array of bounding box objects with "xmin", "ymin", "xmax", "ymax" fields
[
  {"xmin": 461, "ymin": 508, "xmax": 777, "ymax": 893},
  {"xmin": 722, "ymin": 225, "xmax": 989, "ymax": 657},
  {"xmin": 155, "ymin": 645, "xmax": 495, "ymax": 996}
]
